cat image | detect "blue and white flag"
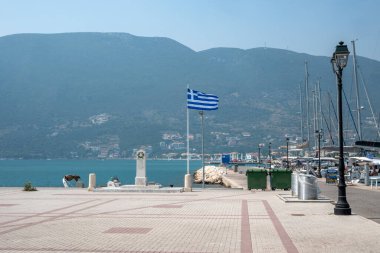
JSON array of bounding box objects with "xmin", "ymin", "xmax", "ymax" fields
[{"xmin": 187, "ymin": 88, "xmax": 219, "ymax": 111}]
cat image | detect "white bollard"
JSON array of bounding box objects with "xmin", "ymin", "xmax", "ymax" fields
[
  {"xmin": 88, "ymin": 173, "xmax": 96, "ymax": 191},
  {"xmin": 184, "ymin": 173, "xmax": 192, "ymax": 192},
  {"xmin": 364, "ymin": 164, "xmax": 370, "ymax": 186},
  {"xmin": 266, "ymin": 169, "xmax": 272, "ymax": 191}
]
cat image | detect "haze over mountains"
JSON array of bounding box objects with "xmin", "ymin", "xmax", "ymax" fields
[{"xmin": 0, "ymin": 33, "xmax": 379, "ymax": 158}]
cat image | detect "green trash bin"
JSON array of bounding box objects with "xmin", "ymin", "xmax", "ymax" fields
[
  {"xmin": 270, "ymin": 168, "xmax": 291, "ymax": 190},
  {"xmin": 246, "ymin": 168, "xmax": 267, "ymax": 190}
]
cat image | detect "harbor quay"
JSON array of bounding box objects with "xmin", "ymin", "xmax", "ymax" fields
[{"xmin": 0, "ymin": 185, "xmax": 379, "ymax": 253}]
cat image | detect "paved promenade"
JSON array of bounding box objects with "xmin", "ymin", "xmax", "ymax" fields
[{"xmin": 0, "ymin": 187, "xmax": 379, "ymax": 253}]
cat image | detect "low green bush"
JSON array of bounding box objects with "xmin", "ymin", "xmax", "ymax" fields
[{"xmin": 23, "ymin": 182, "xmax": 37, "ymax": 191}]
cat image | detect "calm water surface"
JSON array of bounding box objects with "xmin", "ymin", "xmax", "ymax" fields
[{"xmin": 0, "ymin": 159, "xmax": 202, "ymax": 187}]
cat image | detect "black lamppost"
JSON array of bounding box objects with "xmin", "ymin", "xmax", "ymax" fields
[
  {"xmin": 268, "ymin": 142, "xmax": 272, "ymax": 169},
  {"xmin": 258, "ymin": 144, "xmax": 261, "ymax": 164},
  {"xmin": 331, "ymin": 41, "xmax": 351, "ymax": 215},
  {"xmin": 258, "ymin": 143, "xmax": 264, "ymax": 165},
  {"xmin": 316, "ymin": 129, "xmax": 323, "ymax": 177},
  {"xmin": 286, "ymin": 138, "xmax": 289, "ymax": 169}
]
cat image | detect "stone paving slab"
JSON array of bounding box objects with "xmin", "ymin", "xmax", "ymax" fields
[
  {"xmin": 94, "ymin": 186, "xmax": 184, "ymax": 193},
  {"xmin": 223, "ymin": 172, "xmax": 248, "ymax": 190},
  {"xmin": 277, "ymin": 193, "xmax": 334, "ymax": 203},
  {"xmin": 0, "ymin": 187, "xmax": 379, "ymax": 253}
]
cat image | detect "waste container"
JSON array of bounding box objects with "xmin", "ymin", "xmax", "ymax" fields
[
  {"xmin": 291, "ymin": 172, "xmax": 299, "ymax": 196},
  {"xmin": 270, "ymin": 168, "xmax": 292, "ymax": 190},
  {"xmin": 298, "ymin": 174, "xmax": 318, "ymax": 200},
  {"xmin": 246, "ymin": 169, "xmax": 267, "ymax": 190}
]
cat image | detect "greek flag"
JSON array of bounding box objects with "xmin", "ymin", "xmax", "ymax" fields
[{"xmin": 187, "ymin": 88, "xmax": 219, "ymax": 111}]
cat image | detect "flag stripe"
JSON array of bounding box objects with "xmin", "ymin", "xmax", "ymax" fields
[
  {"xmin": 197, "ymin": 93, "xmax": 219, "ymax": 99},
  {"xmin": 188, "ymin": 100, "xmax": 217, "ymax": 105},
  {"xmin": 187, "ymin": 88, "xmax": 219, "ymax": 111},
  {"xmin": 187, "ymin": 94, "xmax": 219, "ymax": 101},
  {"xmin": 188, "ymin": 105, "xmax": 218, "ymax": 110}
]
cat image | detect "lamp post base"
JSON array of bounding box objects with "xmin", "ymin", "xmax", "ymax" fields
[{"xmin": 334, "ymin": 207, "xmax": 351, "ymax": 215}]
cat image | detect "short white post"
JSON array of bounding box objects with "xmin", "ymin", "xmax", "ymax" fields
[
  {"xmin": 266, "ymin": 169, "xmax": 272, "ymax": 191},
  {"xmin": 88, "ymin": 173, "xmax": 96, "ymax": 191},
  {"xmin": 364, "ymin": 163, "xmax": 370, "ymax": 186},
  {"xmin": 184, "ymin": 173, "xmax": 192, "ymax": 192}
]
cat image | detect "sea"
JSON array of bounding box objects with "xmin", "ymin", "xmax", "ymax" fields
[{"xmin": 0, "ymin": 159, "xmax": 204, "ymax": 188}]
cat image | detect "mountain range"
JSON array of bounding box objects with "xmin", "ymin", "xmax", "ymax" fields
[{"xmin": 0, "ymin": 33, "xmax": 379, "ymax": 158}]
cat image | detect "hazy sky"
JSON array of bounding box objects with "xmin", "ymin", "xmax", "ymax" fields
[{"xmin": 1, "ymin": 0, "xmax": 380, "ymax": 61}]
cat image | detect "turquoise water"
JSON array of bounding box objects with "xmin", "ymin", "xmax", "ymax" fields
[{"xmin": 0, "ymin": 159, "xmax": 202, "ymax": 187}]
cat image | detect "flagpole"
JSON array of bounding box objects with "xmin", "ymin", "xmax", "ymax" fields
[
  {"xmin": 199, "ymin": 110, "xmax": 205, "ymax": 189},
  {"xmin": 187, "ymin": 88, "xmax": 218, "ymax": 190},
  {"xmin": 187, "ymin": 106, "xmax": 190, "ymax": 175},
  {"xmin": 184, "ymin": 86, "xmax": 192, "ymax": 192}
]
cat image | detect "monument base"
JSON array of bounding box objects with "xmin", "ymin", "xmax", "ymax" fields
[
  {"xmin": 135, "ymin": 177, "xmax": 147, "ymax": 186},
  {"xmin": 121, "ymin": 184, "xmax": 161, "ymax": 189},
  {"xmin": 94, "ymin": 184, "xmax": 183, "ymax": 193}
]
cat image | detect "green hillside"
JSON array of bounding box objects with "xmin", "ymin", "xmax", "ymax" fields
[{"xmin": 0, "ymin": 33, "xmax": 379, "ymax": 158}]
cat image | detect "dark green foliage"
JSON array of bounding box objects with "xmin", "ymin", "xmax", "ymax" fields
[{"xmin": 23, "ymin": 182, "xmax": 37, "ymax": 191}]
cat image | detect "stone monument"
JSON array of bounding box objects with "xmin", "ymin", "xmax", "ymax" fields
[
  {"xmin": 135, "ymin": 149, "xmax": 147, "ymax": 186},
  {"xmin": 93, "ymin": 149, "xmax": 183, "ymax": 192}
]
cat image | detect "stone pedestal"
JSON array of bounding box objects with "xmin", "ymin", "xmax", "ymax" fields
[
  {"xmin": 88, "ymin": 173, "xmax": 96, "ymax": 191},
  {"xmin": 184, "ymin": 173, "xmax": 192, "ymax": 192},
  {"xmin": 135, "ymin": 150, "xmax": 147, "ymax": 186}
]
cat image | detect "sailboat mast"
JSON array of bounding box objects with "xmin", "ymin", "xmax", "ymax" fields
[
  {"xmin": 305, "ymin": 61, "xmax": 310, "ymax": 148},
  {"xmin": 318, "ymin": 80, "xmax": 323, "ymax": 133},
  {"xmin": 352, "ymin": 40, "xmax": 362, "ymax": 140},
  {"xmin": 358, "ymin": 68, "xmax": 380, "ymax": 139},
  {"xmin": 312, "ymin": 86, "xmax": 317, "ymax": 148},
  {"xmin": 299, "ymin": 81, "xmax": 304, "ymax": 141},
  {"xmin": 328, "ymin": 91, "xmax": 339, "ymax": 142}
]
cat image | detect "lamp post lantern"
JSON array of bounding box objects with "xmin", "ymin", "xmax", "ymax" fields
[
  {"xmin": 331, "ymin": 41, "xmax": 351, "ymax": 215},
  {"xmin": 286, "ymin": 138, "xmax": 289, "ymax": 169}
]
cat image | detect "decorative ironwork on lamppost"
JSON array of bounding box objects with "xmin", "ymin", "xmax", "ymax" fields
[
  {"xmin": 286, "ymin": 138, "xmax": 289, "ymax": 169},
  {"xmin": 331, "ymin": 41, "xmax": 351, "ymax": 215}
]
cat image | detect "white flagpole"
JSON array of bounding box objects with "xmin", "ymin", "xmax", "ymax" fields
[
  {"xmin": 184, "ymin": 86, "xmax": 192, "ymax": 191},
  {"xmin": 199, "ymin": 110, "xmax": 205, "ymax": 189},
  {"xmin": 187, "ymin": 106, "xmax": 190, "ymax": 175}
]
